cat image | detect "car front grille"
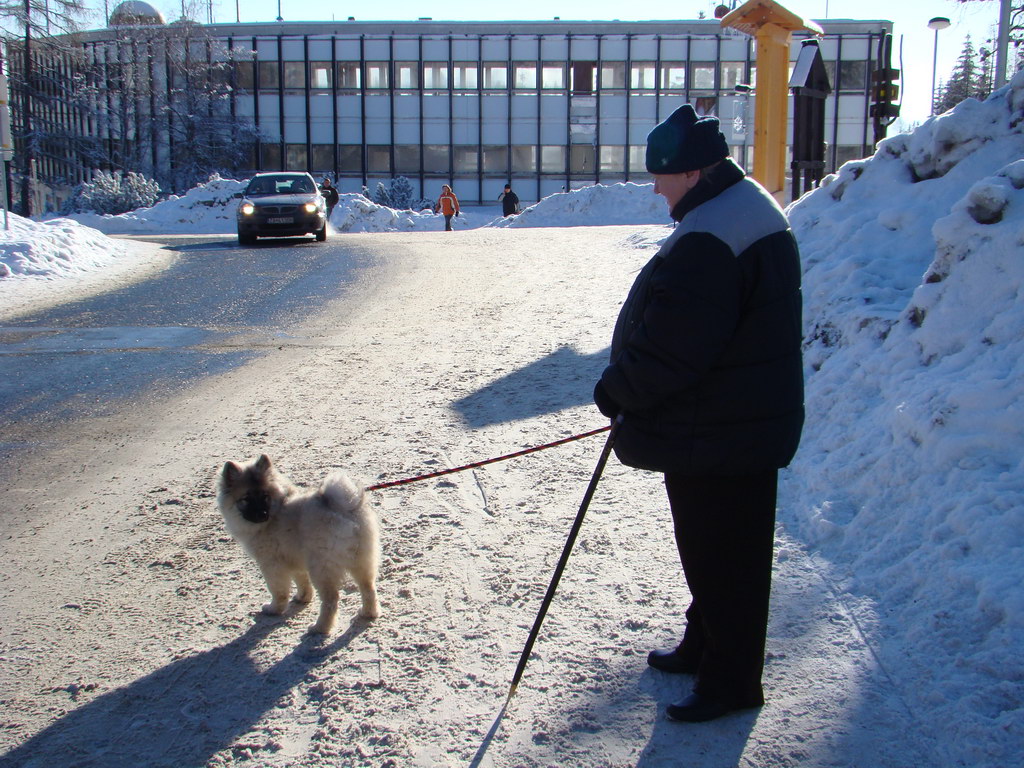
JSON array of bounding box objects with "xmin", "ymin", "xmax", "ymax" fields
[{"xmin": 259, "ymin": 205, "xmax": 299, "ymax": 215}]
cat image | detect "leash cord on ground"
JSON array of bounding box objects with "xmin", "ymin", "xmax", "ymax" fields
[{"xmin": 365, "ymin": 424, "xmax": 612, "ymax": 492}]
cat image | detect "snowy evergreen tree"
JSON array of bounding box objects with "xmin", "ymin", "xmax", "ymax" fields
[
  {"xmin": 936, "ymin": 36, "xmax": 980, "ymax": 113},
  {"xmin": 65, "ymin": 170, "xmax": 160, "ymax": 215},
  {"xmin": 372, "ymin": 181, "xmax": 392, "ymax": 208},
  {"xmin": 389, "ymin": 176, "xmax": 415, "ymax": 209}
]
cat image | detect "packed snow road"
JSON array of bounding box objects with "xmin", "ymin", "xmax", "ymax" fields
[
  {"xmin": 0, "ymin": 228, "xmax": 940, "ymax": 767},
  {"xmin": 0, "ymin": 235, "xmax": 378, "ymax": 460}
]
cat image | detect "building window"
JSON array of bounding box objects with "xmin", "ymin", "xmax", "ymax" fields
[
  {"xmin": 514, "ymin": 62, "xmax": 537, "ymax": 89},
  {"xmin": 311, "ymin": 145, "xmax": 333, "ymax": 171},
  {"xmin": 690, "ymin": 63, "xmax": 716, "ymax": 90},
  {"xmin": 367, "ymin": 145, "xmax": 391, "ymax": 174},
  {"xmin": 454, "ymin": 146, "xmax": 478, "ymax": 172},
  {"xmin": 601, "ymin": 62, "xmax": 626, "ymax": 89},
  {"xmin": 570, "ymin": 145, "xmax": 595, "ymax": 174},
  {"xmin": 286, "ymin": 144, "xmax": 308, "ymax": 169},
  {"xmin": 721, "ymin": 61, "xmax": 746, "ymax": 90},
  {"xmin": 453, "ymin": 63, "xmax": 478, "ymax": 90},
  {"xmin": 261, "ymin": 143, "xmax": 282, "ymax": 170},
  {"xmin": 542, "ymin": 62, "xmax": 566, "ymax": 90},
  {"xmin": 511, "ymin": 145, "xmax": 536, "ymax": 172},
  {"xmin": 483, "ymin": 63, "xmax": 507, "ymax": 89},
  {"xmin": 338, "ymin": 62, "xmax": 361, "ymax": 89},
  {"xmin": 838, "ymin": 60, "xmax": 867, "ymax": 91},
  {"xmin": 572, "ymin": 61, "xmax": 596, "ymax": 95},
  {"xmin": 482, "ymin": 145, "xmax": 508, "ymax": 173},
  {"xmin": 258, "ymin": 61, "xmax": 280, "ymax": 89},
  {"xmin": 366, "ymin": 62, "xmax": 389, "ymax": 89},
  {"xmin": 423, "ymin": 62, "xmax": 449, "ymax": 89},
  {"xmin": 395, "ymin": 145, "xmax": 420, "ymax": 173},
  {"xmin": 835, "ymin": 144, "xmax": 868, "ymax": 168},
  {"xmin": 309, "ymin": 62, "xmax": 332, "ymax": 90},
  {"xmin": 423, "ymin": 145, "xmax": 449, "ymax": 173},
  {"xmin": 695, "ymin": 96, "xmax": 718, "ymax": 115},
  {"xmin": 283, "ymin": 62, "xmax": 305, "ymax": 89},
  {"xmin": 600, "ymin": 145, "xmax": 625, "ymax": 173},
  {"xmin": 338, "ymin": 144, "xmax": 361, "ymax": 172},
  {"xmin": 235, "ymin": 61, "xmax": 255, "ymax": 90},
  {"xmin": 628, "ymin": 145, "xmax": 646, "ymax": 173},
  {"xmin": 660, "ymin": 62, "xmax": 686, "ymax": 90},
  {"xmin": 395, "ymin": 62, "xmax": 418, "ymax": 90},
  {"xmin": 541, "ymin": 145, "xmax": 565, "ymax": 173},
  {"xmin": 631, "ymin": 62, "xmax": 656, "ymax": 90}
]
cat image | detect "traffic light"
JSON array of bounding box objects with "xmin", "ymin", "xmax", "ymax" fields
[{"xmin": 870, "ymin": 67, "xmax": 901, "ymax": 121}]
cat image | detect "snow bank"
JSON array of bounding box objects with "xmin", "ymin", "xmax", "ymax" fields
[
  {"xmin": 67, "ymin": 175, "xmax": 248, "ymax": 235},
  {"xmin": 329, "ymin": 193, "xmax": 454, "ymax": 232},
  {"xmin": 784, "ymin": 70, "xmax": 1024, "ymax": 766},
  {"xmin": 494, "ymin": 182, "xmax": 666, "ymax": 228},
  {"xmin": 0, "ymin": 211, "xmax": 127, "ymax": 279}
]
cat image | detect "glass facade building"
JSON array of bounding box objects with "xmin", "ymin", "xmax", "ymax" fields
[{"xmin": 29, "ymin": 17, "xmax": 896, "ymax": 204}]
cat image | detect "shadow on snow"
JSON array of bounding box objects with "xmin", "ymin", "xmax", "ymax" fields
[{"xmin": 453, "ymin": 345, "xmax": 610, "ymax": 429}]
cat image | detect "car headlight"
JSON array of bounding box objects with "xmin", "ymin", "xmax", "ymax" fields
[
  {"xmin": 240, "ymin": 202, "xmax": 255, "ymax": 215},
  {"xmin": 304, "ymin": 202, "xmax": 318, "ymax": 214}
]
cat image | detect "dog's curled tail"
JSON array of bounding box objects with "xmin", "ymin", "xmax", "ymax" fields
[{"xmin": 319, "ymin": 472, "xmax": 366, "ymax": 511}]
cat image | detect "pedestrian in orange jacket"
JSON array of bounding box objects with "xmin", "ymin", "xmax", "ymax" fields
[{"xmin": 434, "ymin": 184, "xmax": 460, "ymax": 231}]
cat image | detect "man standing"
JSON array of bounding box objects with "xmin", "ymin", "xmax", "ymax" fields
[
  {"xmin": 320, "ymin": 177, "xmax": 340, "ymax": 220},
  {"xmin": 434, "ymin": 184, "xmax": 460, "ymax": 231},
  {"xmin": 593, "ymin": 104, "xmax": 804, "ymax": 723},
  {"xmin": 498, "ymin": 183, "xmax": 520, "ymax": 216}
]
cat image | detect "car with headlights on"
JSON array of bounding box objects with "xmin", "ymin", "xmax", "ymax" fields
[{"xmin": 236, "ymin": 172, "xmax": 328, "ymax": 244}]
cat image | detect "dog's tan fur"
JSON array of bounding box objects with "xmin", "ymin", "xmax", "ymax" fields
[{"xmin": 216, "ymin": 454, "xmax": 380, "ymax": 633}]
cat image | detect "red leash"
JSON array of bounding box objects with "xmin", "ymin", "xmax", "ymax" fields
[{"xmin": 366, "ymin": 425, "xmax": 612, "ymax": 491}]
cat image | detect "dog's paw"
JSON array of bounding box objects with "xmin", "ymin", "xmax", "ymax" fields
[
  {"xmin": 292, "ymin": 591, "xmax": 313, "ymax": 605},
  {"xmin": 358, "ymin": 605, "xmax": 381, "ymax": 620},
  {"xmin": 307, "ymin": 622, "xmax": 332, "ymax": 635},
  {"xmin": 261, "ymin": 602, "xmax": 287, "ymax": 616}
]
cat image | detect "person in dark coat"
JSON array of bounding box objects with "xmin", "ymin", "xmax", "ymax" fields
[
  {"xmin": 498, "ymin": 184, "xmax": 520, "ymax": 216},
  {"xmin": 320, "ymin": 177, "xmax": 340, "ymax": 219},
  {"xmin": 593, "ymin": 104, "xmax": 804, "ymax": 723}
]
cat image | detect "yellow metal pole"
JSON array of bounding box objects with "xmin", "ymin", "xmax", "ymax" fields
[
  {"xmin": 720, "ymin": 0, "xmax": 823, "ymax": 201},
  {"xmin": 752, "ymin": 21, "xmax": 792, "ymax": 197}
]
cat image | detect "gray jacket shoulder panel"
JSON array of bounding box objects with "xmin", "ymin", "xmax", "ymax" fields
[{"xmin": 676, "ymin": 177, "xmax": 790, "ymax": 257}]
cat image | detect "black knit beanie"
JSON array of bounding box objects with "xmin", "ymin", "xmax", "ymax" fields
[{"xmin": 645, "ymin": 104, "xmax": 729, "ymax": 174}]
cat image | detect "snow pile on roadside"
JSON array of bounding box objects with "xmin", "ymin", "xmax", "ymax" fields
[
  {"xmin": 495, "ymin": 182, "xmax": 665, "ymax": 227},
  {"xmin": 784, "ymin": 70, "xmax": 1024, "ymax": 766},
  {"xmin": 329, "ymin": 193, "xmax": 452, "ymax": 232},
  {"xmin": 0, "ymin": 211, "xmax": 127, "ymax": 279},
  {"xmin": 68, "ymin": 176, "xmax": 248, "ymax": 235}
]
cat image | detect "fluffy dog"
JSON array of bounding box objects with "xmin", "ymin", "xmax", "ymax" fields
[{"xmin": 216, "ymin": 454, "xmax": 380, "ymax": 633}]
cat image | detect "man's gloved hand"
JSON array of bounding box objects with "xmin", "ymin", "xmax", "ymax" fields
[{"xmin": 593, "ymin": 381, "xmax": 620, "ymax": 420}]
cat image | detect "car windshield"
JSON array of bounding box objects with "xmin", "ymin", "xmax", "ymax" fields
[{"xmin": 245, "ymin": 176, "xmax": 315, "ymax": 196}]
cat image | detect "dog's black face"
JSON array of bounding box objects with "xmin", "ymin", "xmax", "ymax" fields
[{"xmin": 237, "ymin": 491, "xmax": 271, "ymax": 523}]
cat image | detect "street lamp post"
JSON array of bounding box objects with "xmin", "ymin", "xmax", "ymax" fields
[{"xmin": 928, "ymin": 16, "xmax": 951, "ymax": 115}]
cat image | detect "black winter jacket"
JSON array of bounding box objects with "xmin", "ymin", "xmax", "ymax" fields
[{"xmin": 600, "ymin": 159, "xmax": 804, "ymax": 475}]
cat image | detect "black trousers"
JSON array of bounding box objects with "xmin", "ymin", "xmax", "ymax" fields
[
  {"xmin": 444, "ymin": 214, "xmax": 454, "ymax": 231},
  {"xmin": 664, "ymin": 469, "xmax": 778, "ymax": 706}
]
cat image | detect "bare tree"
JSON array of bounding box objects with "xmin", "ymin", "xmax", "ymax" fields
[
  {"xmin": 75, "ymin": 18, "xmax": 261, "ymax": 192},
  {"xmin": 0, "ymin": 0, "xmax": 87, "ymax": 214}
]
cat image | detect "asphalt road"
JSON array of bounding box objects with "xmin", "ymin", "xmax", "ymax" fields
[{"xmin": 0, "ymin": 234, "xmax": 378, "ymax": 453}]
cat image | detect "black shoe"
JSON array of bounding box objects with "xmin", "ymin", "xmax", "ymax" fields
[
  {"xmin": 647, "ymin": 647, "xmax": 699, "ymax": 675},
  {"xmin": 666, "ymin": 692, "xmax": 761, "ymax": 723}
]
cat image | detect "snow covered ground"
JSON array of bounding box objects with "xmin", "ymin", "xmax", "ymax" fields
[{"xmin": 1, "ymin": 73, "xmax": 1022, "ymax": 766}]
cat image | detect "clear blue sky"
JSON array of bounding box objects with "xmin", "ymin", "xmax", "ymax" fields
[{"xmin": 82, "ymin": 0, "xmax": 1008, "ymax": 124}]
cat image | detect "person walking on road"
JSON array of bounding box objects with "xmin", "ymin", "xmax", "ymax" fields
[
  {"xmin": 498, "ymin": 184, "xmax": 520, "ymax": 217},
  {"xmin": 320, "ymin": 177, "xmax": 340, "ymax": 220},
  {"xmin": 434, "ymin": 184, "xmax": 460, "ymax": 231},
  {"xmin": 593, "ymin": 103, "xmax": 805, "ymax": 724}
]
